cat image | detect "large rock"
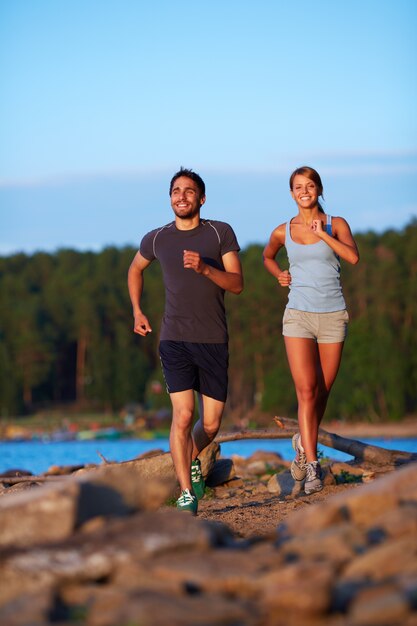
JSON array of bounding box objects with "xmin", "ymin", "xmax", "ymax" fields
[
  {"xmin": 0, "ymin": 441, "xmax": 222, "ymax": 551},
  {"xmin": 0, "ymin": 480, "xmax": 80, "ymax": 548},
  {"xmin": 0, "ymin": 466, "xmax": 175, "ymax": 549},
  {"xmin": 0, "ymin": 510, "xmax": 233, "ymax": 608},
  {"xmin": 341, "ymin": 535, "xmax": 417, "ymax": 581},
  {"xmin": 205, "ymin": 458, "xmax": 235, "ymax": 488},
  {"xmin": 75, "ymin": 588, "xmax": 258, "ymax": 626},
  {"xmin": 266, "ymin": 469, "xmax": 303, "ymax": 498},
  {"xmin": 349, "ymin": 585, "xmax": 411, "ymax": 626},
  {"xmin": 267, "ymin": 465, "xmax": 335, "ymax": 498},
  {"xmin": 280, "ymin": 461, "xmax": 417, "ymax": 534},
  {"xmin": 258, "ymin": 561, "xmax": 335, "ymax": 616},
  {"xmin": 76, "ymin": 440, "xmax": 220, "ymax": 483}
]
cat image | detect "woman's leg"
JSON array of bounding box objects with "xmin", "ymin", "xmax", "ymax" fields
[
  {"xmin": 315, "ymin": 341, "xmax": 345, "ymax": 425},
  {"xmin": 285, "ymin": 337, "xmax": 345, "ymax": 462},
  {"xmin": 284, "ymin": 336, "xmax": 321, "ymax": 462}
]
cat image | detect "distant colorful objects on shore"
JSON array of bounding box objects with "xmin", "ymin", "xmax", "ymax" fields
[{"xmin": 0, "ymin": 424, "xmax": 168, "ymax": 443}]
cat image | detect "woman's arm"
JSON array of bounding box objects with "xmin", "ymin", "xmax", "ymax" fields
[
  {"xmin": 312, "ymin": 217, "xmax": 359, "ymax": 265},
  {"xmin": 262, "ymin": 224, "xmax": 291, "ymax": 287}
]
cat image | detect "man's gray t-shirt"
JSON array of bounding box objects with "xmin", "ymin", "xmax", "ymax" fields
[{"xmin": 140, "ymin": 219, "xmax": 240, "ymax": 343}]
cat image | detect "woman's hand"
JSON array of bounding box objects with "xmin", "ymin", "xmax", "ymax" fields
[
  {"xmin": 278, "ymin": 270, "xmax": 291, "ymax": 287},
  {"xmin": 311, "ymin": 219, "xmax": 324, "ymax": 237}
]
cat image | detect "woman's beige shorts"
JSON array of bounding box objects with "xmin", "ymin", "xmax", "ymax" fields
[{"xmin": 282, "ymin": 309, "xmax": 349, "ymax": 343}]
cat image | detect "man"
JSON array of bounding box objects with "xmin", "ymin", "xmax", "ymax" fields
[{"xmin": 128, "ymin": 168, "xmax": 243, "ymax": 514}]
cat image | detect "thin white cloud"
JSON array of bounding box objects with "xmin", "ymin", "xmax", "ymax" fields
[
  {"xmin": 0, "ymin": 166, "xmax": 173, "ymax": 189},
  {"xmin": 1, "ymin": 150, "xmax": 416, "ymax": 188},
  {"xmin": 288, "ymin": 148, "xmax": 417, "ymax": 160},
  {"xmin": 319, "ymin": 163, "xmax": 417, "ymax": 177}
]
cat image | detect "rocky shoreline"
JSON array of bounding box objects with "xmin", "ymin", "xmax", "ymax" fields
[
  {"xmin": 0, "ymin": 427, "xmax": 416, "ymax": 625},
  {"xmin": 324, "ymin": 417, "xmax": 417, "ymax": 439}
]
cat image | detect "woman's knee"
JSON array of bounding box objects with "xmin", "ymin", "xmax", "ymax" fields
[
  {"xmin": 296, "ymin": 385, "xmax": 318, "ymax": 405},
  {"xmin": 317, "ymin": 386, "xmax": 329, "ymax": 405}
]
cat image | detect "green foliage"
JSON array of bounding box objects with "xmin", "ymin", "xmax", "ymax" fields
[
  {"xmin": 203, "ymin": 486, "xmax": 216, "ymax": 499},
  {"xmin": 336, "ymin": 470, "xmax": 363, "ymax": 484},
  {"xmin": 67, "ymin": 604, "xmax": 88, "ymax": 622},
  {"xmin": 0, "ymin": 222, "xmax": 416, "ymax": 421},
  {"xmin": 317, "ymin": 448, "xmax": 331, "ymax": 463},
  {"xmin": 263, "ymin": 463, "xmax": 281, "ymax": 476}
]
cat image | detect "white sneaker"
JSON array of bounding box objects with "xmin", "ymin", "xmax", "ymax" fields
[
  {"xmin": 304, "ymin": 461, "xmax": 323, "ymax": 495},
  {"xmin": 290, "ymin": 433, "xmax": 307, "ymax": 481}
]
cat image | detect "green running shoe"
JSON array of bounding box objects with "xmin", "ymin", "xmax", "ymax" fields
[
  {"xmin": 176, "ymin": 488, "xmax": 198, "ymax": 515},
  {"xmin": 191, "ymin": 458, "xmax": 205, "ymax": 500}
]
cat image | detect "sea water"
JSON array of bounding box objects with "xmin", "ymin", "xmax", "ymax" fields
[{"xmin": 0, "ymin": 437, "xmax": 416, "ymax": 476}]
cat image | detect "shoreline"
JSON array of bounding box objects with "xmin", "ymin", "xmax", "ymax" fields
[
  {"xmin": 2, "ymin": 414, "xmax": 417, "ymax": 442},
  {"xmin": 324, "ymin": 417, "xmax": 417, "ymax": 439}
]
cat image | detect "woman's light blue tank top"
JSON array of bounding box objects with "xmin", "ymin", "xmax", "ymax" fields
[{"xmin": 285, "ymin": 215, "xmax": 346, "ymax": 312}]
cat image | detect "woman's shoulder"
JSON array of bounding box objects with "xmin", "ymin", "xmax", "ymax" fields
[
  {"xmin": 329, "ymin": 214, "xmax": 348, "ymax": 223},
  {"xmin": 270, "ymin": 222, "xmax": 288, "ymax": 241},
  {"xmin": 329, "ymin": 215, "xmax": 351, "ymax": 229}
]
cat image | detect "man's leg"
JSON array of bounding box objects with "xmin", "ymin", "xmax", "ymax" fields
[
  {"xmin": 169, "ymin": 389, "xmax": 196, "ymax": 492},
  {"xmin": 191, "ymin": 342, "xmax": 228, "ymax": 457},
  {"xmin": 192, "ymin": 393, "xmax": 225, "ymax": 458},
  {"xmin": 190, "ymin": 394, "xmax": 225, "ymax": 500}
]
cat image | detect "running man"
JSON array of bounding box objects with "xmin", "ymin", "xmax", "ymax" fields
[{"xmin": 128, "ymin": 168, "xmax": 243, "ymax": 514}]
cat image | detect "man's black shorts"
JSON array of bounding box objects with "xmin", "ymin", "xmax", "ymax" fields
[{"xmin": 159, "ymin": 341, "xmax": 229, "ymax": 402}]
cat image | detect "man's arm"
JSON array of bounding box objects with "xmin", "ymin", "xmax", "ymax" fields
[
  {"xmin": 183, "ymin": 249, "xmax": 243, "ymax": 294},
  {"xmin": 127, "ymin": 251, "xmax": 153, "ymax": 335}
]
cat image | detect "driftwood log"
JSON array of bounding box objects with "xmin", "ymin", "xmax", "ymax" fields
[
  {"xmin": 0, "ymin": 475, "xmax": 72, "ymax": 485},
  {"xmin": 215, "ymin": 416, "xmax": 417, "ymax": 466},
  {"xmin": 2, "ymin": 418, "xmax": 415, "ymax": 486}
]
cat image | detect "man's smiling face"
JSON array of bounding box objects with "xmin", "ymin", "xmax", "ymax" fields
[{"xmin": 170, "ymin": 176, "xmax": 206, "ymax": 220}]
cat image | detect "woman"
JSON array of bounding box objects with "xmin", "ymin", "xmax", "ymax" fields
[{"xmin": 263, "ymin": 166, "xmax": 359, "ymax": 494}]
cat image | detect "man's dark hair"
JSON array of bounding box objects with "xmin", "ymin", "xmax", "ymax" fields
[{"xmin": 169, "ymin": 167, "xmax": 206, "ymax": 197}]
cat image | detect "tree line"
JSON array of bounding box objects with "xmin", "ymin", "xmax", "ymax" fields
[{"xmin": 1, "ymin": 220, "xmax": 416, "ymax": 422}]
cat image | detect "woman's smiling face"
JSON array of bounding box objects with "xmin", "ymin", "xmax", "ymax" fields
[{"xmin": 291, "ymin": 174, "xmax": 320, "ymax": 209}]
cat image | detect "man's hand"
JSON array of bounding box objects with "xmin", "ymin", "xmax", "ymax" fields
[
  {"xmin": 133, "ymin": 312, "xmax": 152, "ymax": 336},
  {"xmin": 183, "ymin": 250, "xmax": 208, "ymax": 275}
]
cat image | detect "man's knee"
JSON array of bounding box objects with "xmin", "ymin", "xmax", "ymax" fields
[
  {"xmin": 192, "ymin": 418, "xmax": 220, "ymax": 452},
  {"xmin": 203, "ymin": 420, "xmax": 221, "ymax": 439},
  {"xmin": 172, "ymin": 406, "xmax": 194, "ymax": 430}
]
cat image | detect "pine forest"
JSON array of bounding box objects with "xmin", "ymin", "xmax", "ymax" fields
[{"xmin": 1, "ymin": 221, "xmax": 416, "ymax": 423}]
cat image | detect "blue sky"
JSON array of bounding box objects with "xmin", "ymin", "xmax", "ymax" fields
[{"xmin": 1, "ymin": 0, "xmax": 416, "ymax": 255}]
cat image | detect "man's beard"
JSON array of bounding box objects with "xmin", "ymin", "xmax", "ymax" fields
[{"xmin": 173, "ymin": 206, "xmax": 200, "ymax": 220}]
